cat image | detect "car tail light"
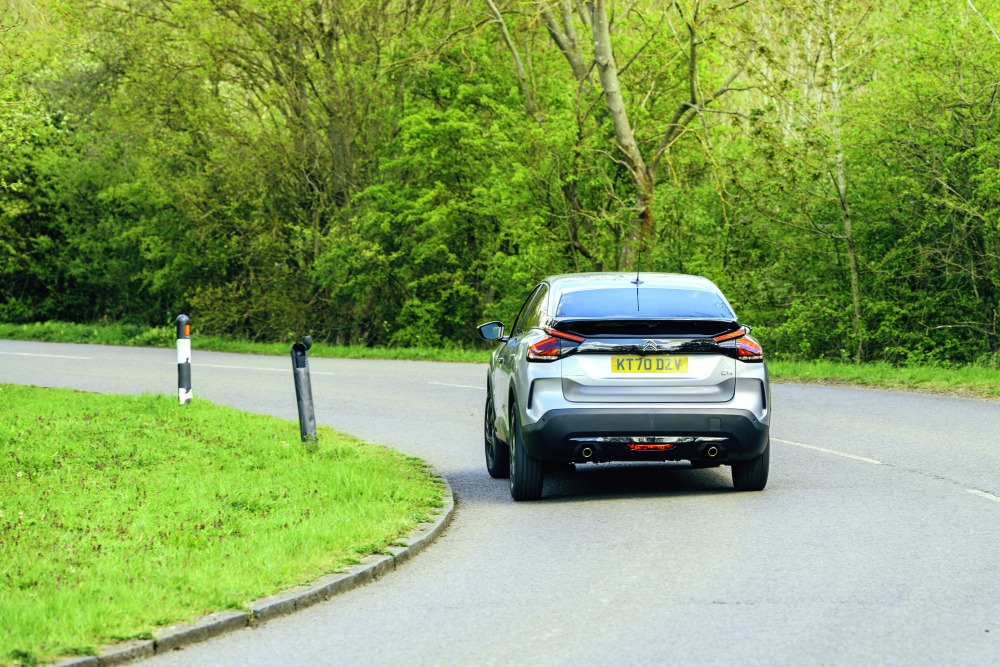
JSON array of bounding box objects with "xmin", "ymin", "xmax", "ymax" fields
[
  {"xmin": 713, "ymin": 326, "xmax": 764, "ymax": 362},
  {"xmin": 736, "ymin": 336, "xmax": 763, "ymax": 361},
  {"xmin": 527, "ymin": 336, "xmax": 561, "ymax": 361},
  {"xmin": 527, "ymin": 328, "xmax": 585, "ymax": 362}
]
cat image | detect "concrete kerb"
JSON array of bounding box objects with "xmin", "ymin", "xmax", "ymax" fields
[{"xmin": 53, "ymin": 476, "xmax": 455, "ymax": 667}]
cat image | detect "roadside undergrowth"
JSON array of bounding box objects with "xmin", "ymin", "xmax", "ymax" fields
[{"xmin": 0, "ymin": 385, "xmax": 443, "ymax": 666}]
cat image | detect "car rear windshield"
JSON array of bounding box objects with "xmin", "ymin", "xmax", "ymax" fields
[{"xmin": 555, "ymin": 287, "xmax": 735, "ymax": 320}]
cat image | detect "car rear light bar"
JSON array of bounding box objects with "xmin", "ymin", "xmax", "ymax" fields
[
  {"xmin": 545, "ymin": 327, "xmax": 585, "ymax": 342},
  {"xmin": 713, "ymin": 326, "xmax": 748, "ymax": 343}
]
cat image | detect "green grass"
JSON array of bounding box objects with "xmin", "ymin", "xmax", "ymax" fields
[
  {"xmin": 197, "ymin": 337, "xmax": 489, "ymax": 363},
  {"xmin": 0, "ymin": 321, "xmax": 176, "ymax": 348},
  {"xmin": 0, "ymin": 321, "xmax": 490, "ymax": 363},
  {"xmin": 769, "ymin": 359, "xmax": 1000, "ymax": 400},
  {"xmin": 0, "ymin": 385, "xmax": 443, "ymax": 666}
]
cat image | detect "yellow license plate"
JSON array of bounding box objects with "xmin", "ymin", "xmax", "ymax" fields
[{"xmin": 611, "ymin": 356, "xmax": 688, "ymax": 373}]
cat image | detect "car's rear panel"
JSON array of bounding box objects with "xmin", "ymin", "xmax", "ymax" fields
[
  {"xmin": 510, "ymin": 274, "xmax": 769, "ymax": 461},
  {"xmin": 552, "ymin": 306, "xmax": 743, "ymax": 404},
  {"xmin": 561, "ymin": 341, "xmax": 737, "ymax": 403}
]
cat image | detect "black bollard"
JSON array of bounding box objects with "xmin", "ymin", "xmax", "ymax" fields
[
  {"xmin": 176, "ymin": 314, "xmax": 192, "ymax": 405},
  {"xmin": 290, "ymin": 336, "xmax": 317, "ymax": 444}
]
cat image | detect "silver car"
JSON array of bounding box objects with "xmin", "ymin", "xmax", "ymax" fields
[{"xmin": 478, "ymin": 272, "xmax": 770, "ymax": 501}]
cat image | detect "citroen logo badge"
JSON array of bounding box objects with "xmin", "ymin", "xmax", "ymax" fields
[{"xmin": 642, "ymin": 340, "xmax": 657, "ymax": 352}]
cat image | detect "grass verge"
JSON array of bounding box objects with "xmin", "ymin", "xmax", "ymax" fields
[
  {"xmin": 0, "ymin": 321, "xmax": 490, "ymax": 363},
  {"xmin": 0, "ymin": 385, "xmax": 443, "ymax": 666},
  {"xmin": 769, "ymin": 359, "xmax": 1000, "ymax": 400}
]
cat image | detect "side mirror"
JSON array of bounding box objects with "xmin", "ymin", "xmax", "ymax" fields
[{"xmin": 477, "ymin": 321, "xmax": 507, "ymax": 342}]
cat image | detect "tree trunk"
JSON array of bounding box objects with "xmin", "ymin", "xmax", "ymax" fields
[
  {"xmin": 587, "ymin": 0, "xmax": 653, "ymax": 269},
  {"xmin": 827, "ymin": 7, "xmax": 865, "ymax": 362}
]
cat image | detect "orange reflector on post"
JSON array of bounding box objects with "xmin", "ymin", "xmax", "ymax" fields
[
  {"xmin": 628, "ymin": 443, "xmax": 676, "ymax": 451},
  {"xmin": 184, "ymin": 324, "xmax": 191, "ymax": 337}
]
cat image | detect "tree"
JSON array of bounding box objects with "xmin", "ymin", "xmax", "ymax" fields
[
  {"xmin": 730, "ymin": 0, "xmax": 880, "ymax": 361},
  {"xmin": 527, "ymin": 0, "xmax": 753, "ymax": 268}
]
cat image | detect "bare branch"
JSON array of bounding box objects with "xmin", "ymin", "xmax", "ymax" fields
[
  {"xmin": 559, "ymin": 0, "xmax": 579, "ymax": 40},
  {"xmin": 485, "ymin": 0, "xmax": 542, "ymax": 120},
  {"xmin": 689, "ymin": 1, "xmax": 701, "ymax": 107},
  {"xmin": 575, "ymin": 0, "xmax": 592, "ymax": 29},
  {"xmin": 967, "ymin": 0, "xmax": 1000, "ymax": 44},
  {"xmin": 537, "ymin": 0, "xmax": 590, "ymax": 82},
  {"xmin": 652, "ymin": 50, "xmax": 750, "ymax": 173},
  {"xmin": 617, "ymin": 16, "xmax": 661, "ymax": 77}
]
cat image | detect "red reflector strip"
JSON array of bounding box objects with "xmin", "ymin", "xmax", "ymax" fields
[{"xmin": 628, "ymin": 443, "xmax": 676, "ymax": 451}]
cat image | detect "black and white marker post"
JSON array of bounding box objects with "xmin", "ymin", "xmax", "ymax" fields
[
  {"xmin": 290, "ymin": 336, "xmax": 317, "ymax": 444},
  {"xmin": 176, "ymin": 314, "xmax": 192, "ymax": 405}
]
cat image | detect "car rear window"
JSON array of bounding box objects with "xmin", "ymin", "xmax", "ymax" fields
[{"xmin": 555, "ymin": 287, "xmax": 735, "ymax": 320}]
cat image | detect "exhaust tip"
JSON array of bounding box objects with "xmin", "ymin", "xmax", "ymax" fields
[
  {"xmin": 706, "ymin": 445, "xmax": 720, "ymax": 458},
  {"xmin": 581, "ymin": 446, "xmax": 594, "ymax": 459}
]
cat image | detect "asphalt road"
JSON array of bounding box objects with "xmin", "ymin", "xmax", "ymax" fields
[{"xmin": 3, "ymin": 339, "xmax": 1000, "ymax": 666}]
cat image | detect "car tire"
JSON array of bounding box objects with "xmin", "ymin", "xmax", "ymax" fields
[
  {"xmin": 485, "ymin": 385, "xmax": 510, "ymax": 479},
  {"xmin": 509, "ymin": 402, "xmax": 543, "ymax": 501},
  {"xmin": 731, "ymin": 439, "xmax": 769, "ymax": 491}
]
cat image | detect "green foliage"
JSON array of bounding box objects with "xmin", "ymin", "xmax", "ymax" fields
[
  {"xmin": 2, "ymin": 0, "xmax": 1000, "ymax": 364},
  {"xmin": 0, "ymin": 385, "xmax": 442, "ymax": 665},
  {"xmin": 315, "ymin": 40, "xmax": 574, "ymax": 346}
]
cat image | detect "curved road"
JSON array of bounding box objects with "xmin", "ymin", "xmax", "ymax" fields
[{"xmin": 3, "ymin": 339, "xmax": 1000, "ymax": 665}]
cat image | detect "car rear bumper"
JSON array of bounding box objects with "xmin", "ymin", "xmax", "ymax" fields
[{"xmin": 519, "ymin": 407, "xmax": 769, "ymax": 463}]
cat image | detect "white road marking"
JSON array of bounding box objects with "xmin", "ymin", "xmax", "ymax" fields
[
  {"xmin": 772, "ymin": 437, "xmax": 884, "ymax": 465},
  {"xmin": 197, "ymin": 363, "xmax": 286, "ymax": 372},
  {"xmin": 429, "ymin": 381, "xmax": 485, "ymax": 390},
  {"xmin": 968, "ymin": 489, "xmax": 1000, "ymax": 503},
  {"xmin": 192, "ymin": 363, "xmax": 336, "ymax": 376},
  {"xmin": 0, "ymin": 351, "xmax": 92, "ymax": 360}
]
